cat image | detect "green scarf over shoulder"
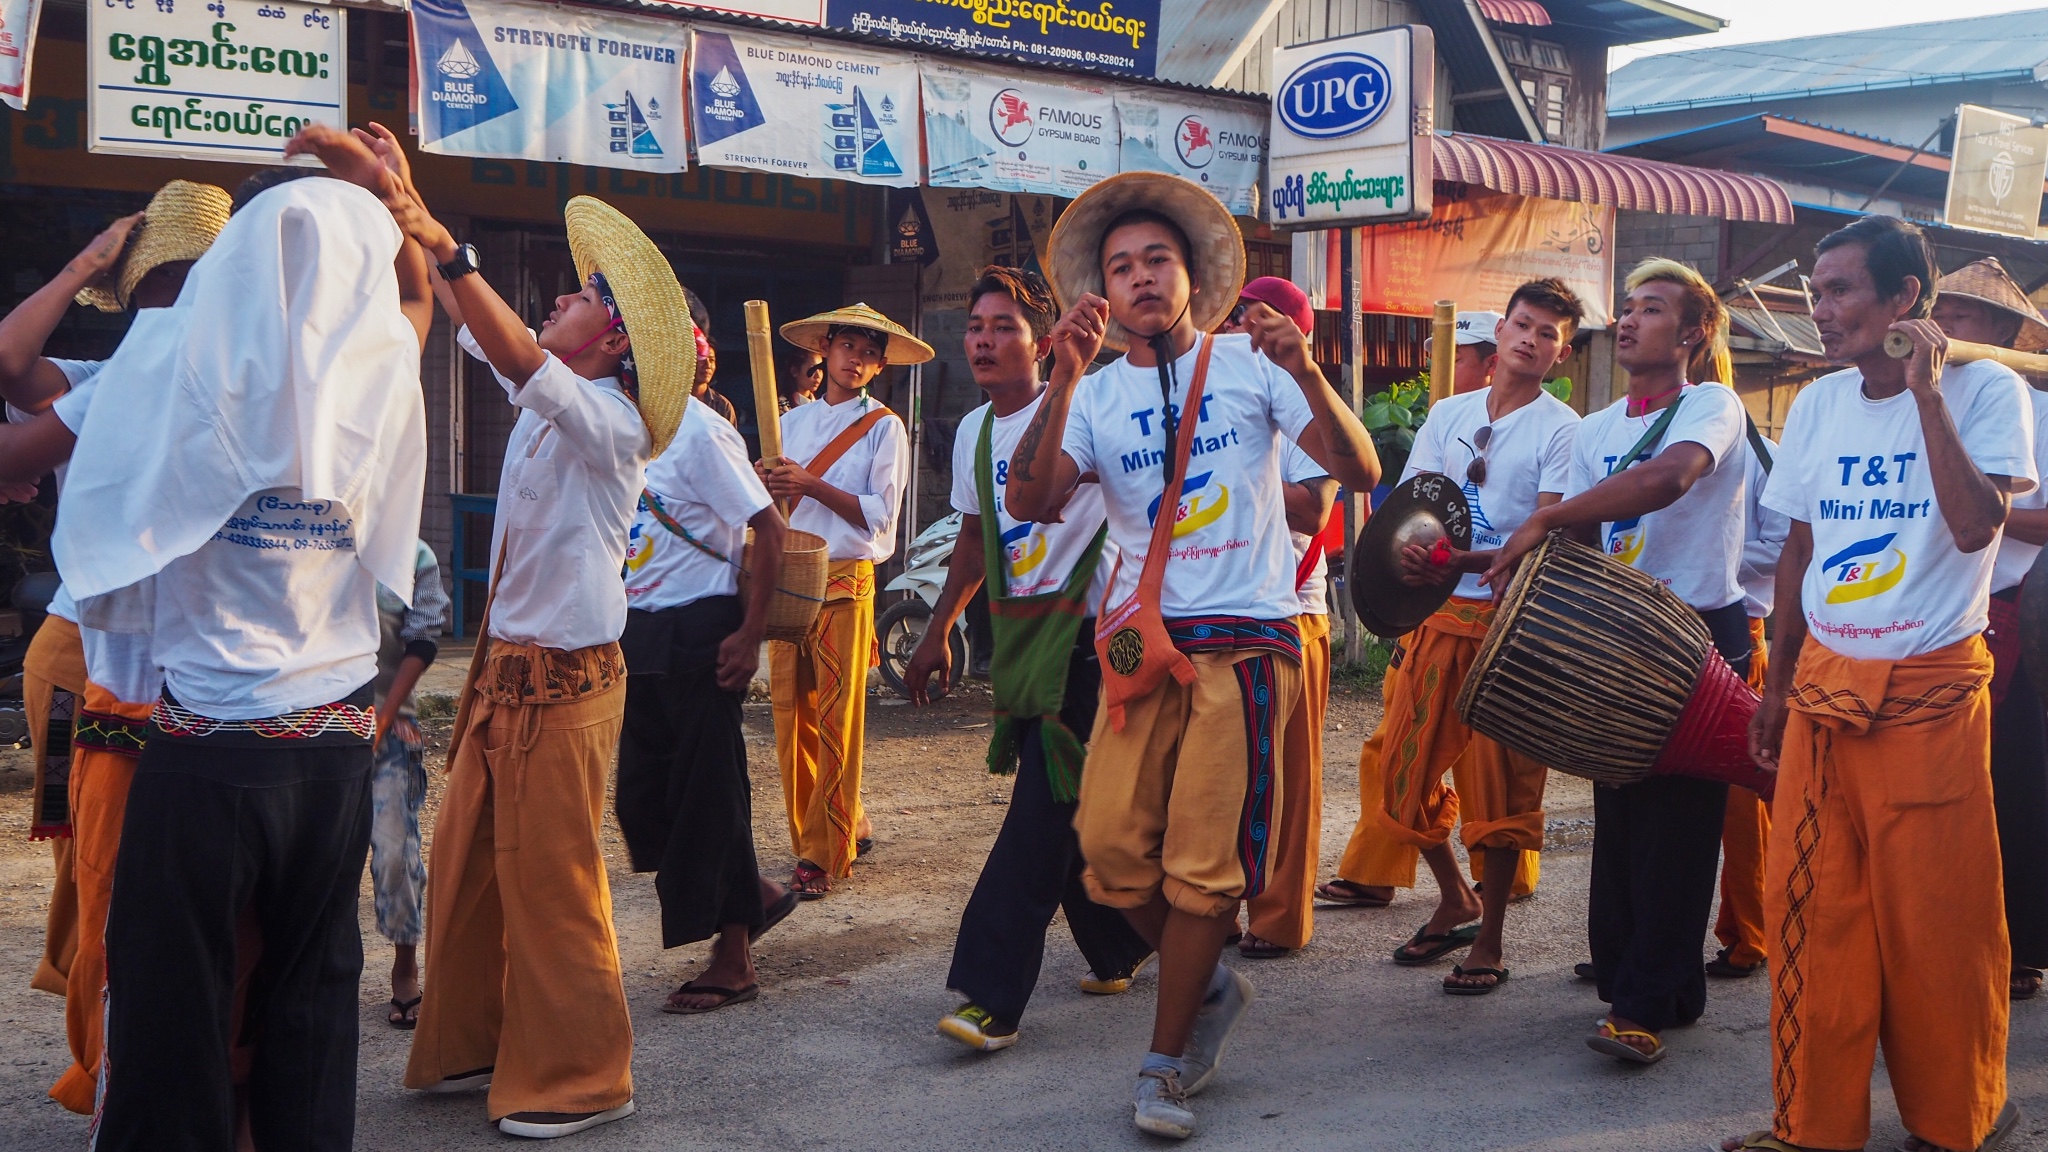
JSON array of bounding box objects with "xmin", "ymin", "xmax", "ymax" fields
[{"xmin": 976, "ymin": 408, "xmax": 1106, "ymax": 802}]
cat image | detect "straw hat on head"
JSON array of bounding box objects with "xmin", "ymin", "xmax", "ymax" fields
[
  {"xmin": 1046, "ymin": 171, "xmax": 1245, "ymax": 354},
  {"xmin": 1936, "ymin": 257, "xmax": 2048, "ymax": 353},
  {"xmin": 780, "ymin": 302, "xmax": 934, "ymax": 366},
  {"xmin": 76, "ymin": 180, "xmax": 232, "ymax": 313},
  {"xmin": 563, "ymin": 195, "xmax": 696, "ymax": 455}
]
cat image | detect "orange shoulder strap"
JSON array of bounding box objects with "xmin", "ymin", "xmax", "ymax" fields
[{"xmin": 804, "ymin": 406, "xmax": 896, "ymax": 477}]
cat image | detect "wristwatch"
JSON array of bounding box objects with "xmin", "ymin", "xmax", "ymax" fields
[{"xmin": 437, "ymin": 242, "xmax": 481, "ymax": 281}]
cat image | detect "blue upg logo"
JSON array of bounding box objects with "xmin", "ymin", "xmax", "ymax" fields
[{"xmin": 1278, "ymin": 52, "xmax": 1392, "ymax": 140}]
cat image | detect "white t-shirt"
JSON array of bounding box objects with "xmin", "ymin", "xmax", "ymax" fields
[
  {"xmin": 151, "ymin": 487, "xmax": 380, "ymax": 718},
  {"xmin": 1763, "ymin": 359, "xmax": 2037, "ymax": 660},
  {"xmin": 1741, "ymin": 435, "xmax": 1790, "ymax": 618},
  {"xmin": 1283, "ymin": 442, "xmax": 1330, "ymax": 617},
  {"xmin": 780, "ymin": 393, "xmax": 910, "ymax": 563},
  {"xmin": 1403, "ymin": 386, "xmax": 1578, "ymax": 601},
  {"xmin": 39, "ymin": 362, "xmax": 106, "ymax": 625},
  {"xmin": 951, "ymin": 392, "xmax": 1111, "ymax": 608},
  {"xmin": 1567, "ymin": 382, "xmax": 1749, "ymax": 611},
  {"xmin": 1058, "ymin": 333, "xmax": 1314, "ymax": 621},
  {"xmin": 1992, "ymin": 383, "xmax": 2048, "ymax": 593},
  {"xmin": 626, "ymin": 401, "xmax": 772, "ymax": 612}
]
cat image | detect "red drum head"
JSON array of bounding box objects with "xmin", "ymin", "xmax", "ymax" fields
[{"xmin": 1650, "ymin": 649, "xmax": 1775, "ymax": 802}]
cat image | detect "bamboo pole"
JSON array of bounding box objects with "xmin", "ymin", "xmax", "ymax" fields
[
  {"xmin": 744, "ymin": 299, "xmax": 785, "ymax": 513},
  {"xmin": 1429, "ymin": 299, "xmax": 1455, "ymax": 407},
  {"xmin": 1884, "ymin": 330, "xmax": 2048, "ymax": 377}
]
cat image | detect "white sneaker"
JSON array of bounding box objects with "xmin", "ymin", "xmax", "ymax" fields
[
  {"xmin": 421, "ymin": 1067, "xmax": 493, "ymax": 1094},
  {"xmin": 497, "ymin": 1101, "xmax": 636, "ymax": 1139},
  {"xmin": 1181, "ymin": 966, "xmax": 1254, "ymax": 1096},
  {"xmin": 1132, "ymin": 1069, "xmax": 1195, "ymax": 1140}
]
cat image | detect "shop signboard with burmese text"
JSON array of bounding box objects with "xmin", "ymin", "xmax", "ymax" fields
[
  {"xmin": 1944, "ymin": 103, "xmax": 2048, "ymax": 241},
  {"xmin": 1357, "ymin": 187, "xmax": 1615, "ymax": 329},
  {"xmin": 690, "ymin": 27, "xmax": 919, "ymax": 186},
  {"xmin": 1266, "ymin": 24, "xmax": 1432, "ymax": 230},
  {"xmin": 1117, "ymin": 89, "xmax": 1264, "ymax": 216},
  {"xmin": 86, "ymin": 0, "xmax": 344, "ymax": 162},
  {"xmin": 827, "ymin": 0, "xmax": 1157, "ymax": 78},
  {"xmin": 413, "ymin": 0, "xmax": 688, "ymax": 172},
  {"xmin": 921, "ymin": 59, "xmax": 1113, "ymax": 196}
]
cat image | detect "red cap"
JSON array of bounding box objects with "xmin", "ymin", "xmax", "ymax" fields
[{"xmin": 1238, "ymin": 276, "xmax": 1313, "ymax": 336}]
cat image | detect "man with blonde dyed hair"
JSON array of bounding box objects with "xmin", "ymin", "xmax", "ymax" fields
[{"xmin": 1493, "ymin": 257, "xmax": 1753, "ymax": 1065}]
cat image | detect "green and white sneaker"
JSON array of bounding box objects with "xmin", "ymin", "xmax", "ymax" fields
[
  {"xmin": 1132, "ymin": 1068, "xmax": 1195, "ymax": 1139},
  {"xmin": 937, "ymin": 1003, "xmax": 1018, "ymax": 1052}
]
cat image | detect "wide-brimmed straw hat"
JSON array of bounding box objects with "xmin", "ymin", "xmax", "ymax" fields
[
  {"xmin": 780, "ymin": 302, "xmax": 934, "ymax": 366},
  {"xmin": 1046, "ymin": 171, "xmax": 1245, "ymax": 354},
  {"xmin": 1936, "ymin": 257, "xmax": 2048, "ymax": 353},
  {"xmin": 76, "ymin": 180, "xmax": 232, "ymax": 312},
  {"xmin": 564, "ymin": 195, "xmax": 696, "ymax": 455}
]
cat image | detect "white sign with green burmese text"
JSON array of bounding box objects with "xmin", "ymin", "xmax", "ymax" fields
[
  {"xmin": 88, "ymin": 0, "xmax": 344, "ymax": 163},
  {"xmin": 1265, "ymin": 24, "xmax": 1433, "ymax": 229}
]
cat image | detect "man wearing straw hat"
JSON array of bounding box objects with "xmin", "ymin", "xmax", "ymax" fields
[
  {"xmin": 316, "ymin": 126, "xmax": 683, "ymax": 1138},
  {"xmin": 1730, "ymin": 216, "xmax": 2031, "ymax": 1152},
  {"xmin": 0, "ymin": 179, "xmax": 230, "ymax": 1114},
  {"xmin": 616, "ymin": 342, "xmax": 797, "ymax": 1017},
  {"xmin": 766, "ymin": 302, "xmax": 925, "ymax": 897},
  {"xmin": 1931, "ymin": 257, "xmax": 2048, "ymax": 1005},
  {"xmin": 1007, "ymin": 171, "xmax": 1380, "ymax": 1139}
]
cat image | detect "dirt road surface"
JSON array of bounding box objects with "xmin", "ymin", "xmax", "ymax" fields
[{"xmin": 0, "ymin": 676, "xmax": 2040, "ymax": 1150}]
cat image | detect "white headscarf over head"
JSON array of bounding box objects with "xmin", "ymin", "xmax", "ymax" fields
[{"xmin": 53, "ymin": 176, "xmax": 427, "ymax": 625}]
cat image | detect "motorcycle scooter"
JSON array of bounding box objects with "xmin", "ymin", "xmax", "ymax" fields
[{"xmin": 877, "ymin": 512, "xmax": 989, "ymax": 700}]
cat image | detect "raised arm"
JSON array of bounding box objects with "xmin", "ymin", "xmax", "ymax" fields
[
  {"xmin": 1242, "ymin": 302, "xmax": 1380, "ymax": 495},
  {"xmin": 1006, "ymin": 295, "xmax": 1100, "ymax": 522},
  {"xmin": 1284, "ymin": 475, "xmax": 1337, "ymax": 537},
  {"xmin": 1893, "ymin": 320, "xmax": 2012, "ymax": 553},
  {"xmin": 0, "ymin": 214, "xmax": 140, "ymax": 414},
  {"xmin": 0, "ymin": 408, "xmax": 78, "ymax": 487}
]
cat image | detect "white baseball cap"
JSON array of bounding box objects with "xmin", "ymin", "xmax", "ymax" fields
[{"xmin": 1423, "ymin": 311, "xmax": 1505, "ymax": 353}]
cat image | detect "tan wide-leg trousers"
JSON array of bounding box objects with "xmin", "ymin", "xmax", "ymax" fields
[{"xmin": 405, "ymin": 644, "xmax": 633, "ymax": 1121}]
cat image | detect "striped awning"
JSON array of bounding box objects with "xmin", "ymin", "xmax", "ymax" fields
[
  {"xmin": 1476, "ymin": 0, "xmax": 1551, "ymax": 25},
  {"xmin": 1432, "ymin": 133, "xmax": 1796, "ymax": 224}
]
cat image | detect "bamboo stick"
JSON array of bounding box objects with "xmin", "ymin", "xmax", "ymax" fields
[
  {"xmin": 744, "ymin": 299, "xmax": 784, "ymax": 513},
  {"xmin": 1429, "ymin": 300, "xmax": 1455, "ymax": 407},
  {"xmin": 1884, "ymin": 330, "xmax": 2048, "ymax": 377}
]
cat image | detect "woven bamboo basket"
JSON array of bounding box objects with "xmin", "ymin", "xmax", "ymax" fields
[
  {"xmin": 1455, "ymin": 531, "xmax": 1711, "ymax": 785},
  {"xmin": 742, "ymin": 528, "xmax": 829, "ymax": 643}
]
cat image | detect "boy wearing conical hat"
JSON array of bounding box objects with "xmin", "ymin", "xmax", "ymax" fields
[
  {"xmin": 1932, "ymin": 256, "xmax": 2048, "ymax": 1004},
  {"xmin": 310, "ymin": 126, "xmax": 675, "ymax": 1139},
  {"xmin": 0, "ymin": 179, "xmax": 231, "ymax": 1114},
  {"xmin": 1007, "ymin": 171, "xmax": 1380, "ymax": 1139},
  {"xmin": 766, "ymin": 302, "xmax": 925, "ymax": 896}
]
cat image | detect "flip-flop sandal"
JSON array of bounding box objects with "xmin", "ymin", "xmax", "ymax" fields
[
  {"xmin": 1586, "ymin": 1019, "xmax": 1665, "ymax": 1064},
  {"xmin": 2012, "ymin": 969, "xmax": 2042, "ymax": 1001},
  {"xmin": 387, "ymin": 995, "xmax": 421, "ymax": 1030},
  {"xmin": 1237, "ymin": 934, "xmax": 1290, "ymax": 959},
  {"xmin": 1391, "ymin": 921, "xmax": 1480, "ymax": 966},
  {"xmin": 1726, "ymin": 1132, "xmax": 1812, "ymax": 1152},
  {"xmin": 855, "ymin": 837, "xmax": 875, "ymax": 859},
  {"xmin": 1443, "ymin": 965, "xmax": 1508, "ymax": 995},
  {"xmin": 791, "ymin": 861, "xmax": 830, "ymax": 900},
  {"xmin": 1900, "ymin": 1100, "xmax": 2022, "ymax": 1152},
  {"xmin": 1314, "ymin": 879, "xmax": 1392, "ymax": 908},
  {"xmin": 662, "ymin": 982, "xmax": 760, "ymax": 1015},
  {"xmin": 753, "ymin": 887, "xmax": 800, "ymax": 942},
  {"xmin": 1573, "ymin": 962, "xmax": 1596, "ymax": 981},
  {"xmin": 1707, "ymin": 947, "xmax": 1764, "ymax": 979}
]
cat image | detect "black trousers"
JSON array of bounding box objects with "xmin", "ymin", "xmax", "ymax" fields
[
  {"xmin": 945, "ymin": 633, "xmax": 1151, "ymax": 1025},
  {"xmin": 617, "ymin": 596, "xmax": 765, "ymax": 948},
  {"xmin": 98, "ymin": 733, "xmax": 372, "ymax": 1152},
  {"xmin": 1588, "ymin": 599, "xmax": 1751, "ymax": 1033},
  {"xmin": 1991, "ymin": 636, "xmax": 2048, "ymax": 969}
]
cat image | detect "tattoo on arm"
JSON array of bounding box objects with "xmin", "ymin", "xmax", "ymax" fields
[{"xmin": 1013, "ymin": 401, "xmax": 1054, "ymax": 483}]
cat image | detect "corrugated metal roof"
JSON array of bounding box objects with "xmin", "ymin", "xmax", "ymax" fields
[
  {"xmin": 1434, "ymin": 132, "xmax": 1796, "ymax": 223},
  {"xmin": 1609, "ymin": 8, "xmax": 2048, "ymax": 117}
]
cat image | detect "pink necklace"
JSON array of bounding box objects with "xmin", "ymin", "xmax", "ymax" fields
[{"xmin": 1627, "ymin": 383, "xmax": 1683, "ymax": 418}]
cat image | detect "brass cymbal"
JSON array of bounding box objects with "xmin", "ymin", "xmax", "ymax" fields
[{"xmin": 1349, "ymin": 472, "xmax": 1473, "ymax": 639}]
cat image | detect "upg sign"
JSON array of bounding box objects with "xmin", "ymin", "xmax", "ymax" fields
[{"xmin": 1277, "ymin": 52, "xmax": 1391, "ymax": 140}]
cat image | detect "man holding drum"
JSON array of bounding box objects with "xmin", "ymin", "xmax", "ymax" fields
[
  {"xmin": 1733, "ymin": 217, "xmax": 2030, "ymax": 1152},
  {"xmin": 1326, "ymin": 280, "xmax": 1581, "ymax": 993},
  {"xmin": 1489, "ymin": 258, "xmax": 1752, "ymax": 1064}
]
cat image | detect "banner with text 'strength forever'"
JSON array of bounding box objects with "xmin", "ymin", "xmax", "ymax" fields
[
  {"xmin": 413, "ymin": 0, "xmax": 688, "ymax": 172},
  {"xmin": 87, "ymin": 0, "xmax": 344, "ymax": 162},
  {"xmin": 921, "ymin": 58, "xmax": 1114, "ymax": 197},
  {"xmin": 690, "ymin": 27, "xmax": 920, "ymax": 187},
  {"xmin": 826, "ymin": 0, "xmax": 1158, "ymax": 78}
]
